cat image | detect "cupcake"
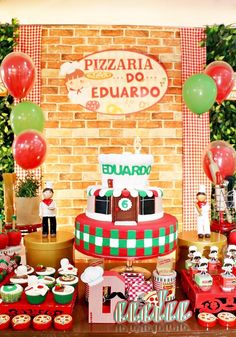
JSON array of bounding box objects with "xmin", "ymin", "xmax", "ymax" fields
[
  {"xmin": 10, "ymin": 265, "xmax": 29, "ymax": 286},
  {"xmin": 52, "ymin": 284, "xmax": 74, "ymax": 304},
  {"xmin": 35, "ymin": 265, "xmax": 55, "ymax": 277},
  {"xmin": 0, "ymin": 284, "xmax": 23, "ymax": 303},
  {"xmin": 56, "ymin": 275, "xmax": 78, "ymax": 288},
  {"xmin": 37, "ymin": 275, "xmax": 55, "ymax": 289},
  {"xmin": 25, "ymin": 276, "xmax": 49, "ymax": 305},
  {"xmin": 58, "ymin": 258, "xmax": 77, "ymax": 276}
]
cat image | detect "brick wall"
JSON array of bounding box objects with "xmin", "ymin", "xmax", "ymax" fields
[{"xmin": 41, "ymin": 25, "xmax": 182, "ymax": 230}]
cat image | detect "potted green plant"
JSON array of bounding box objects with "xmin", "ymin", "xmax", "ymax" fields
[{"xmin": 15, "ymin": 173, "xmax": 41, "ymax": 226}]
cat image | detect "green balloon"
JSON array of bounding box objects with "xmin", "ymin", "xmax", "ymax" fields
[
  {"xmin": 183, "ymin": 74, "xmax": 217, "ymax": 115},
  {"xmin": 10, "ymin": 101, "xmax": 45, "ymax": 135}
]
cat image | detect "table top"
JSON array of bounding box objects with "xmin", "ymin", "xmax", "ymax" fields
[
  {"xmin": 2, "ymin": 298, "xmax": 235, "ymax": 337},
  {"xmin": 2, "ymin": 258, "xmax": 236, "ymax": 336}
]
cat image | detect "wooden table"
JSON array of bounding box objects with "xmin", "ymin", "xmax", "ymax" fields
[{"xmin": 2, "ymin": 297, "xmax": 235, "ymax": 336}]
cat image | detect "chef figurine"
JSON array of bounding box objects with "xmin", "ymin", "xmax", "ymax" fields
[
  {"xmin": 208, "ymin": 246, "xmax": 219, "ymax": 274},
  {"xmin": 226, "ymin": 245, "xmax": 236, "ymax": 261},
  {"xmin": 39, "ymin": 181, "xmax": 57, "ymax": 238},
  {"xmin": 221, "ymin": 258, "xmax": 236, "ymax": 292},
  {"xmin": 190, "ymin": 251, "xmax": 202, "ymax": 278},
  {"xmin": 209, "ymin": 246, "xmax": 219, "ymax": 263},
  {"xmin": 195, "ymin": 185, "xmax": 211, "ymax": 239},
  {"xmin": 198, "ymin": 257, "xmax": 209, "ymax": 275},
  {"xmin": 185, "ymin": 245, "xmax": 197, "ymax": 270},
  {"xmin": 195, "ymin": 257, "xmax": 213, "ymax": 291}
]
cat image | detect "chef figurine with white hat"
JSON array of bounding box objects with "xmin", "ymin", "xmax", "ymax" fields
[
  {"xmin": 195, "ymin": 185, "xmax": 211, "ymax": 239},
  {"xmin": 39, "ymin": 181, "xmax": 57, "ymax": 238}
]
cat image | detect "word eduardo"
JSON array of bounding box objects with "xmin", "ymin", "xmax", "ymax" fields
[
  {"xmin": 114, "ymin": 290, "xmax": 192, "ymax": 324},
  {"xmin": 92, "ymin": 86, "xmax": 160, "ymax": 99},
  {"xmin": 102, "ymin": 164, "xmax": 151, "ymax": 176}
]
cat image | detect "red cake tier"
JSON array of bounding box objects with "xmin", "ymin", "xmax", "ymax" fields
[{"xmin": 75, "ymin": 213, "xmax": 177, "ymax": 260}]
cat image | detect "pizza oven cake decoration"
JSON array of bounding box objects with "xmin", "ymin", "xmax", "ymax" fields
[{"xmin": 75, "ymin": 152, "xmax": 178, "ymax": 259}]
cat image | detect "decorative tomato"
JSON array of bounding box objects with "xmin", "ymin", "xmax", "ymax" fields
[
  {"xmin": 7, "ymin": 230, "xmax": 22, "ymax": 246},
  {"xmin": 0, "ymin": 232, "xmax": 8, "ymax": 249}
]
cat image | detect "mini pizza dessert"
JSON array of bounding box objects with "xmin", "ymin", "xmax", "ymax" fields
[
  {"xmin": 0, "ymin": 314, "xmax": 10, "ymax": 330},
  {"xmin": 54, "ymin": 314, "xmax": 73, "ymax": 330},
  {"xmin": 35, "ymin": 265, "xmax": 55, "ymax": 277},
  {"xmin": 0, "ymin": 284, "xmax": 23, "ymax": 303},
  {"xmin": 12, "ymin": 314, "xmax": 31, "ymax": 330},
  {"xmin": 217, "ymin": 312, "xmax": 236, "ymax": 328},
  {"xmin": 32, "ymin": 314, "xmax": 52, "ymax": 330},
  {"xmin": 52, "ymin": 284, "xmax": 75, "ymax": 304},
  {"xmin": 56, "ymin": 275, "xmax": 78, "ymax": 288},
  {"xmin": 142, "ymin": 291, "xmax": 159, "ymax": 306},
  {"xmin": 197, "ymin": 312, "xmax": 217, "ymax": 328}
]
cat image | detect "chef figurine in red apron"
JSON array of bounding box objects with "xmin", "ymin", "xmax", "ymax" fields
[
  {"xmin": 195, "ymin": 185, "xmax": 210, "ymax": 239},
  {"xmin": 39, "ymin": 181, "xmax": 57, "ymax": 238}
]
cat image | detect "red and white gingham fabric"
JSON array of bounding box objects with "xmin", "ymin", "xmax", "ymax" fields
[
  {"xmin": 180, "ymin": 28, "xmax": 211, "ymax": 231},
  {"xmin": 14, "ymin": 25, "xmax": 42, "ymax": 182},
  {"xmin": 121, "ymin": 272, "xmax": 145, "ymax": 290},
  {"xmin": 128, "ymin": 280, "xmax": 153, "ymax": 301}
]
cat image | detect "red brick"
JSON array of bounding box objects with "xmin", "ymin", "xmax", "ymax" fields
[
  {"xmin": 125, "ymin": 30, "xmax": 149, "ymax": 37},
  {"xmin": 50, "ymin": 29, "xmax": 74, "ymax": 36},
  {"xmin": 101, "ymin": 29, "xmax": 124, "ymax": 36}
]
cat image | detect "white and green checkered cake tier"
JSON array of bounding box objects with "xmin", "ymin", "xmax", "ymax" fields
[{"xmin": 75, "ymin": 213, "xmax": 178, "ymax": 259}]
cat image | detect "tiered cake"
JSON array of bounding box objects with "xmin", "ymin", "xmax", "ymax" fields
[{"xmin": 75, "ymin": 153, "xmax": 178, "ymax": 259}]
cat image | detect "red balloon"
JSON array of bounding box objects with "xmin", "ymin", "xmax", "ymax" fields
[
  {"xmin": 0, "ymin": 52, "xmax": 35, "ymax": 99},
  {"xmin": 202, "ymin": 140, "xmax": 236, "ymax": 184},
  {"xmin": 229, "ymin": 230, "xmax": 236, "ymax": 245},
  {"xmin": 205, "ymin": 61, "xmax": 235, "ymax": 104},
  {"xmin": 13, "ymin": 131, "xmax": 47, "ymax": 170}
]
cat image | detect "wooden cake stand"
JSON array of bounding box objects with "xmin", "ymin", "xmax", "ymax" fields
[
  {"xmin": 24, "ymin": 230, "xmax": 74, "ymax": 269},
  {"xmin": 177, "ymin": 230, "xmax": 227, "ymax": 271}
]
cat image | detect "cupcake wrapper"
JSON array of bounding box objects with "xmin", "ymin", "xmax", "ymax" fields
[{"xmin": 1, "ymin": 291, "xmax": 22, "ymax": 303}]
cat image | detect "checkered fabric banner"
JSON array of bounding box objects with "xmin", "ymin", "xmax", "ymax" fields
[
  {"xmin": 128, "ymin": 280, "xmax": 153, "ymax": 301},
  {"xmin": 180, "ymin": 28, "xmax": 211, "ymax": 231},
  {"xmin": 75, "ymin": 220, "xmax": 177, "ymax": 259},
  {"xmin": 14, "ymin": 25, "xmax": 42, "ymax": 182}
]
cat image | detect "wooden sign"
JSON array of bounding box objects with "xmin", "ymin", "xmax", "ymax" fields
[{"xmin": 60, "ymin": 50, "xmax": 168, "ymax": 115}]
